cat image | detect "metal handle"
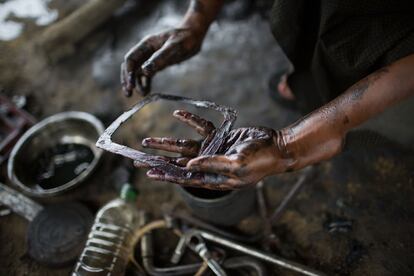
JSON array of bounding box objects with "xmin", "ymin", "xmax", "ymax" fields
[
  {"xmin": 191, "ymin": 229, "xmax": 326, "ymax": 276},
  {"xmin": 0, "ymin": 182, "xmax": 43, "ymax": 221}
]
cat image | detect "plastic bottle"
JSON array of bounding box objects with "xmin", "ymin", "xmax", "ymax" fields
[{"xmin": 73, "ymin": 183, "xmax": 139, "ymax": 275}]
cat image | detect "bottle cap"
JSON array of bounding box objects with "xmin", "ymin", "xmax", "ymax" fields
[{"xmin": 120, "ymin": 183, "xmax": 138, "ymax": 202}]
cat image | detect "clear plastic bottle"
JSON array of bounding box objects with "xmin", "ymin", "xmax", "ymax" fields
[{"xmin": 73, "ymin": 184, "xmax": 139, "ymax": 275}]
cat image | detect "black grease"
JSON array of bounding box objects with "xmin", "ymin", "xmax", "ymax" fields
[
  {"xmin": 350, "ymin": 67, "xmax": 389, "ymax": 101},
  {"xmin": 97, "ymin": 93, "xmax": 237, "ymax": 180}
]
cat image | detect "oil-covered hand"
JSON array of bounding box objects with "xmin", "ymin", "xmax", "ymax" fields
[
  {"xmin": 134, "ymin": 110, "xmax": 296, "ymax": 190},
  {"xmin": 121, "ymin": 28, "xmax": 205, "ymax": 97},
  {"xmin": 121, "ymin": 0, "xmax": 224, "ymax": 96}
]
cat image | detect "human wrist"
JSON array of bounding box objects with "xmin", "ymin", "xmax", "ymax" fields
[
  {"xmin": 179, "ymin": 14, "xmax": 210, "ymax": 37},
  {"xmin": 277, "ymin": 114, "xmax": 346, "ymax": 170},
  {"xmin": 179, "ymin": 0, "xmax": 223, "ymax": 37}
]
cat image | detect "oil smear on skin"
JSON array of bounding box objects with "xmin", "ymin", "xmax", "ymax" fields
[{"xmin": 0, "ymin": 0, "xmax": 58, "ymax": 41}]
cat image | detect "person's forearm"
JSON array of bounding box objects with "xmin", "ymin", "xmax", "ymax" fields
[
  {"xmin": 180, "ymin": 0, "xmax": 224, "ymax": 34},
  {"xmin": 281, "ymin": 53, "xmax": 414, "ymax": 169}
]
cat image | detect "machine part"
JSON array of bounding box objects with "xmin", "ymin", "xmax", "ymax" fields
[
  {"xmin": 270, "ymin": 166, "xmax": 315, "ymax": 224},
  {"xmin": 187, "ymin": 229, "xmax": 326, "ymax": 276},
  {"xmin": 166, "ymin": 211, "xmax": 262, "ymax": 243},
  {"xmin": 138, "ymin": 212, "xmax": 204, "ymax": 276},
  {"xmin": 256, "ymin": 181, "xmax": 279, "ymax": 250},
  {"xmin": 170, "ymin": 234, "xmax": 187, "ymax": 264},
  {"xmin": 28, "ymin": 202, "xmax": 93, "ymax": 267},
  {"xmin": 8, "ymin": 111, "xmax": 104, "ymax": 197},
  {"xmin": 0, "ymin": 95, "xmax": 35, "ymax": 165},
  {"xmin": 0, "ymin": 182, "xmax": 92, "ymax": 267},
  {"xmin": 223, "ymin": 256, "xmax": 267, "ymax": 276},
  {"xmin": 184, "ymin": 232, "xmax": 227, "ymax": 276},
  {"xmin": 256, "ymin": 181, "xmax": 268, "ymax": 220},
  {"xmin": 177, "ymin": 185, "xmax": 256, "ymax": 226},
  {"xmin": 96, "ymin": 93, "xmax": 237, "ymax": 178},
  {"xmin": 0, "ymin": 182, "xmax": 43, "ymax": 221},
  {"xmin": 194, "ymin": 261, "xmax": 209, "ymax": 276}
]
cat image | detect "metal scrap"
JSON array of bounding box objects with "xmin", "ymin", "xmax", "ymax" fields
[{"xmin": 96, "ymin": 93, "xmax": 237, "ymax": 177}]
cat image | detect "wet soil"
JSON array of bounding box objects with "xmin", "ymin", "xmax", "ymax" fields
[{"xmin": 0, "ymin": 0, "xmax": 413, "ymax": 275}]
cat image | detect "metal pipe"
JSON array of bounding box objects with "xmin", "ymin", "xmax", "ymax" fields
[
  {"xmin": 138, "ymin": 211, "xmax": 203, "ymax": 275},
  {"xmin": 169, "ymin": 211, "xmax": 262, "ymax": 243},
  {"xmin": 194, "ymin": 230, "xmax": 326, "ymax": 276},
  {"xmin": 223, "ymin": 256, "xmax": 267, "ymax": 276},
  {"xmin": 270, "ymin": 166, "xmax": 314, "ymax": 223}
]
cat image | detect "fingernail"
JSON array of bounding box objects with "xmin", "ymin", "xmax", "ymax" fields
[
  {"xmin": 141, "ymin": 138, "xmax": 150, "ymax": 147},
  {"xmin": 173, "ymin": 110, "xmax": 184, "ymax": 116}
]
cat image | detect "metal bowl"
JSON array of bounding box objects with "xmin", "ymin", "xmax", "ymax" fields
[{"xmin": 7, "ymin": 111, "xmax": 104, "ymax": 197}]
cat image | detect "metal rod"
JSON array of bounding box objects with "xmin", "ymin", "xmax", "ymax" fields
[
  {"xmin": 138, "ymin": 211, "xmax": 203, "ymax": 275},
  {"xmin": 196, "ymin": 230, "xmax": 326, "ymax": 276},
  {"xmin": 0, "ymin": 182, "xmax": 43, "ymax": 221},
  {"xmin": 269, "ymin": 166, "xmax": 314, "ymax": 223}
]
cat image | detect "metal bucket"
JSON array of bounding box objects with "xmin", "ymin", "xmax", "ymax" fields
[
  {"xmin": 7, "ymin": 111, "xmax": 104, "ymax": 197},
  {"xmin": 177, "ymin": 186, "xmax": 256, "ymax": 226}
]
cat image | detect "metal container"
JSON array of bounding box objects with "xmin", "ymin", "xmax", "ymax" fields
[
  {"xmin": 177, "ymin": 186, "xmax": 256, "ymax": 226},
  {"xmin": 7, "ymin": 111, "xmax": 104, "ymax": 197}
]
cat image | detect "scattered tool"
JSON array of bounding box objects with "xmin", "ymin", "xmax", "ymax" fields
[
  {"xmin": 138, "ymin": 211, "xmax": 266, "ymax": 276},
  {"xmin": 138, "ymin": 211, "xmax": 205, "ymax": 275},
  {"xmin": 0, "ymin": 182, "xmax": 93, "ymax": 267},
  {"xmin": 187, "ymin": 229, "xmax": 326, "ymax": 276},
  {"xmin": 184, "ymin": 232, "xmax": 227, "ymax": 276},
  {"xmin": 133, "ymin": 212, "xmax": 326, "ymax": 276}
]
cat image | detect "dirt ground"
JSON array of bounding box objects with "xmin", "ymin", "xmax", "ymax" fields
[{"xmin": 1, "ymin": 0, "xmax": 414, "ymax": 275}]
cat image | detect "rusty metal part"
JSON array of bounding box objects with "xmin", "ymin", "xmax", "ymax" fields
[
  {"xmin": 269, "ymin": 166, "xmax": 315, "ymax": 224},
  {"xmin": 96, "ymin": 93, "xmax": 237, "ymax": 178},
  {"xmin": 138, "ymin": 211, "xmax": 204, "ymax": 275},
  {"xmin": 186, "ymin": 229, "xmax": 326, "ymax": 276}
]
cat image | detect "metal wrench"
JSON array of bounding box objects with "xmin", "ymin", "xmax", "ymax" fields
[
  {"xmin": 184, "ymin": 232, "xmax": 227, "ymax": 276},
  {"xmin": 186, "ymin": 229, "xmax": 326, "ymax": 276}
]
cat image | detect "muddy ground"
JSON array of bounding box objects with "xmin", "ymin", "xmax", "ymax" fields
[{"xmin": 0, "ymin": 0, "xmax": 414, "ymax": 275}]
